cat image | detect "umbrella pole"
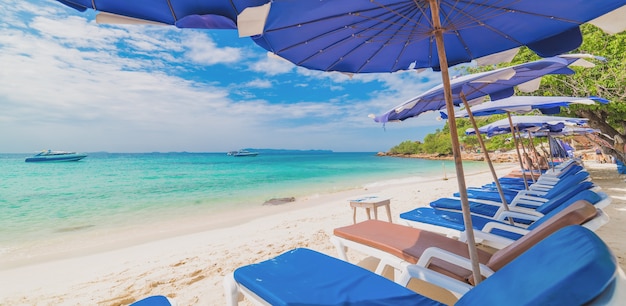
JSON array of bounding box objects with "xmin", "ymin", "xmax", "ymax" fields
[
  {"xmin": 430, "ymin": 0, "xmax": 482, "ymax": 285},
  {"xmin": 507, "ymin": 113, "xmax": 530, "ymax": 189},
  {"xmin": 519, "ymin": 131, "xmax": 537, "ymax": 183},
  {"xmin": 547, "ymin": 133, "xmax": 556, "ymax": 170},
  {"xmin": 460, "ymin": 94, "xmax": 513, "ymax": 225},
  {"xmin": 527, "ymin": 132, "xmax": 540, "ymax": 174}
]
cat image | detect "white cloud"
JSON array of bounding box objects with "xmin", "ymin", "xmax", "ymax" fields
[
  {"xmin": 244, "ymin": 79, "xmax": 273, "ymax": 89},
  {"xmin": 248, "ymin": 53, "xmax": 295, "ymax": 75},
  {"xmin": 183, "ymin": 32, "xmax": 242, "ymax": 65}
]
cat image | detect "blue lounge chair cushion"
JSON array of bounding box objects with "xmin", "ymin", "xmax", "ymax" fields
[
  {"xmin": 400, "ymin": 207, "xmax": 503, "ymax": 232},
  {"xmin": 233, "ymin": 248, "xmax": 443, "ymax": 306},
  {"xmin": 528, "ymin": 190, "xmax": 601, "ymax": 230},
  {"xmin": 617, "ymin": 160, "xmax": 626, "ymax": 174},
  {"xmin": 533, "ymin": 181, "xmax": 594, "ymax": 214},
  {"xmin": 457, "ymin": 226, "xmax": 617, "ymax": 306},
  {"xmin": 456, "ymin": 169, "xmax": 588, "ymax": 203},
  {"xmin": 129, "ymin": 295, "xmax": 173, "ymax": 306},
  {"xmin": 463, "ymin": 188, "xmax": 518, "ymax": 203},
  {"xmin": 433, "ymin": 180, "xmax": 594, "ymax": 221},
  {"xmin": 430, "ymin": 197, "xmax": 502, "ymax": 217},
  {"xmin": 403, "ymin": 189, "xmax": 600, "ymax": 241}
]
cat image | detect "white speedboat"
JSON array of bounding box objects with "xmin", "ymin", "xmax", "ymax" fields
[
  {"xmin": 25, "ymin": 150, "xmax": 87, "ymax": 162},
  {"xmin": 229, "ymin": 150, "xmax": 258, "ymax": 157}
]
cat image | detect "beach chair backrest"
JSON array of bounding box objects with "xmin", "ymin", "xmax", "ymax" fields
[
  {"xmin": 458, "ymin": 226, "xmax": 616, "ymax": 306},
  {"xmin": 555, "ymin": 163, "xmax": 582, "ymax": 178},
  {"xmin": 533, "ymin": 180, "xmax": 594, "ymax": 214},
  {"xmin": 486, "ymin": 201, "xmax": 597, "ymax": 272},
  {"xmin": 530, "ymin": 189, "xmax": 601, "ymax": 229},
  {"xmin": 541, "ymin": 170, "xmax": 589, "ymax": 198}
]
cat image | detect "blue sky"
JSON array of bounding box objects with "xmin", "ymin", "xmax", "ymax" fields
[{"xmin": 0, "ymin": 0, "xmax": 452, "ymax": 153}]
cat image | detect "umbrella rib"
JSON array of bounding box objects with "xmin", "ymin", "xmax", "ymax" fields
[
  {"xmin": 267, "ymin": 4, "xmax": 431, "ymax": 72},
  {"xmin": 264, "ymin": 7, "xmax": 391, "ymax": 69},
  {"xmin": 352, "ymin": 3, "xmax": 427, "ymax": 72},
  {"xmin": 438, "ymin": 0, "xmax": 587, "ymax": 57},
  {"xmin": 337, "ymin": 4, "xmax": 419, "ymax": 72},
  {"xmin": 166, "ymin": 0, "xmax": 177, "ymax": 22}
]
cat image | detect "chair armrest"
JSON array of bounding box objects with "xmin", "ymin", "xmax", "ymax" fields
[
  {"xmin": 511, "ymin": 195, "xmax": 548, "ymax": 207},
  {"xmin": 399, "ymin": 264, "xmax": 473, "ymax": 298},
  {"xmin": 514, "ymin": 189, "xmax": 548, "ymax": 197},
  {"xmin": 416, "ymin": 247, "xmax": 495, "ymax": 278},
  {"xmin": 481, "ymin": 222, "xmax": 531, "ymax": 235},
  {"xmin": 494, "ymin": 210, "xmax": 541, "ymax": 225},
  {"xmin": 466, "ymin": 228, "xmax": 520, "ymax": 249}
]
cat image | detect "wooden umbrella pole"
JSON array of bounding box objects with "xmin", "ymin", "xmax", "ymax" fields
[
  {"xmin": 460, "ymin": 94, "xmax": 514, "ymax": 225},
  {"xmin": 429, "ymin": 0, "xmax": 482, "ymax": 284},
  {"xmin": 527, "ymin": 131, "xmax": 542, "ymax": 174},
  {"xmin": 518, "ymin": 129, "xmax": 537, "ymax": 183},
  {"xmin": 547, "ymin": 133, "xmax": 556, "ymax": 170},
  {"xmin": 507, "ymin": 113, "xmax": 530, "ymax": 189}
]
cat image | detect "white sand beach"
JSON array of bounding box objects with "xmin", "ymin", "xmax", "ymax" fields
[{"xmin": 0, "ymin": 161, "xmax": 624, "ymax": 305}]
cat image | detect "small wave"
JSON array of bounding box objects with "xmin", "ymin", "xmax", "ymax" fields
[{"xmin": 54, "ymin": 225, "xmax": 95, "ymax": 233}]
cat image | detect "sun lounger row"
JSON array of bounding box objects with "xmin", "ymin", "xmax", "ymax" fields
[
  {"xmin": 226, "ymin": 226, "xmax": 626, "ymax": 305},
  {"xmin": 399, "ymin": 161, "xmax": 609, "ymax": 248}
]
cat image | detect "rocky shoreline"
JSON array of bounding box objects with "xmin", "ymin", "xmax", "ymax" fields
[{"xmin": 377, "ymin": 148, "xmax": 603, "ymax": 164}]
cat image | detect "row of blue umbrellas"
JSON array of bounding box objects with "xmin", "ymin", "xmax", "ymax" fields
[{"xmin": 54, "ymin": 0, "xmax": 626, "ymax": 285}]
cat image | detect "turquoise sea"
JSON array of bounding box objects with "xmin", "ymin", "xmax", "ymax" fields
[{"xmin": 0, "ymin": 151, "xmax": 485, "ymax": 267}]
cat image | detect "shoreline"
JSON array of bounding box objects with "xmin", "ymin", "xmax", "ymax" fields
[{"xmin": 0, "ymin": 161, "xmax": 623, "ymax": 305}]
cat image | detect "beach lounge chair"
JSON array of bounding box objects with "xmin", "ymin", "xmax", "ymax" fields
[
  {"xmin": 331, "ymin": 200, "xmax": 601, "ymax": 282},
  {"xmin": 464, "ymin": 163, "xmax": 588, "ymax": 202},
  {"xmin": 441, "ymin": 170, "xmax": 594, "ymax": 218},
  {"xmin": 429, "ymin": 181, "xmax": 602, "ymax": 225},
  {"xmin": 129, "ymin": 295, "xmax": 176, "ymax": 306},
  {"xmin": 224, "ymin": 226, "xmax": 625, "ymax": 305},
  {"xmin": 400, "ymin": 190, "xmax": 609, "ymax": 248}
]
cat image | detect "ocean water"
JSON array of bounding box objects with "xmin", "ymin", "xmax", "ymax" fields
[{"xmin": 0, "ymin": 151, "xmax": 484, "ymax": 265}]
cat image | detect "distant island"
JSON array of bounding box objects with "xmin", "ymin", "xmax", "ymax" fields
[{"xmin": 242, "ymin": 149, "xmax": 334, "ymax": 154}]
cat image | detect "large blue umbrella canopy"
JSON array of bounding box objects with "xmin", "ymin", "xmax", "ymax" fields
[
  {"xmin": 55, "ymin": 0, "xmax": 268, "ymax": 29},
  {"xmin": 454, "ymin": 96, "xmax": 609, "ymax": 118},
  {"xmin": 372, "ymin": 55, "xmax": 601, "ymax": 123},
  {"xmin": 240, "ymin": 0, "xmax": 626, "ymax": 73},
  {"xmin": 466, "ymin": 115, "xmax": 588, "ymax": 137}
]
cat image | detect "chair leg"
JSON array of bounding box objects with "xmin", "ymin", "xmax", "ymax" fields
[
  {"xmin": 223, "ymin": 273, "xmax": 242, "ymax": 306},
  {"xmin": 330, "ymin": 236, "xmax": 349, "ymax": 261}
]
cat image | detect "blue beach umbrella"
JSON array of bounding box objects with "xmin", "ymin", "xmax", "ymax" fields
[
  {"xmin": 372, "ymin": 55, "xmax": 604, "ymax": 123},
  {"xmin": 454, "ymin": 96, "xmax": 609, "ymax": 118},
  {"xmin": 466, "ymin": 115, "xmax": 588, "ymax": 137},
  {"xmin": 55, "ymin": 0, "xmax": 268, "ymax": 29},
  {"xmin": 532, "ymin": 126, "xmax": 600, "ymax": 138},
  {"xmin": 239, "ymin": 1, "xmax": 626, "ymax": 73},
  {"xmin": 550, "ymin": 137, "xmax": 569, "ymax": 159}
]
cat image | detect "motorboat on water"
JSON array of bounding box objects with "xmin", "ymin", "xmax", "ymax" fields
[
  {"xmin": 228, "ymin": 150, "xmax": 259, "ymax": 157},
  {"xmin": 25, "ymin": 150, "xmax": 87, "ymax": 162}
]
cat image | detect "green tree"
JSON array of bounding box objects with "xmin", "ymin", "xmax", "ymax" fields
[
  {"xmin": 506, "ymin": 24, "xmax": 626, "ymax": 161},
  {"xmin": 389, "ymin": 140, "xmax": 423, "ymax": 154}
]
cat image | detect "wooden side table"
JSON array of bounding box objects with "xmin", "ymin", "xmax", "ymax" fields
[{"xmin": 349, "ymin": 196, "xmax": 392, "ymax": 224}]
